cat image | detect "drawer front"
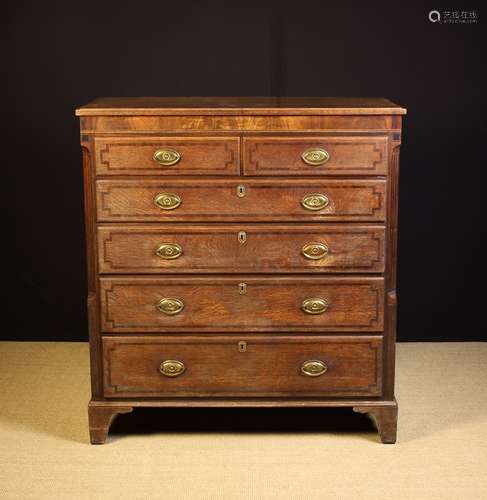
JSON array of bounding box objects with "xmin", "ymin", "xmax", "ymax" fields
[
  {"xmin": 94, "ymin": 136, "xmax": 240, "ymax": 176},
  {"xmin": 100, "ymin": 277, "xmax": 384, "ymax": 332},
  {"xmin": 243, "ymin": 136, "xmax": 387, "ymax": 176},
  {"xmin": 98, "ymin": 224, "xmax": 385, "ymax": 274},
  {"xmin": 103, "ymin": 335, "xmax": 383, "ymax": 398},
  {"xmin": 96, "ymin": 179, "xmax": 386, "ymax": 222}
]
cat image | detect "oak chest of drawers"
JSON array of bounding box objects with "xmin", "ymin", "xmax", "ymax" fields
[{"xmin": 76, "ymin": 97, "xmax": 406, "ymax": 444}]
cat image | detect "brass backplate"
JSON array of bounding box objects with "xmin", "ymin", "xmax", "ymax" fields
[
  {"xmin": 160, "ymin": 360, "xmax": 185, "ymax": 377},
  {"xmin": 156, "ymin": 243, "xmax": 183, "ymax": 260},
  {"xmin": 301, "ymin": 193, "xmax": 329, "ymax": 211},
  {"xmin": 301, "ymin": 360, "xmax": 328, "ymax": 377},
  {"xmin": 302, "ymin": 297, "xmax": 329, "ymax": 315},
  {"xmin": 301, "ymin": 147, "xmax": 330, "ymax": 166},
  {"xmin": 302, "ymin": 242, "xmax": 329, "ymax": 260},
  {"xmin": 156, "ymin": 298, "xmax": 184, "ymax": 315},
  {"xmin": 153, "ymin": 148, "xmax": 181, "ymax": 166},
  {"xmin": 154, "ymin": 193, "xmax": 182, "ymax": 210}
]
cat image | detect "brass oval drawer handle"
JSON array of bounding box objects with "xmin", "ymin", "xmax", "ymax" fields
[
  {"xmin": 301, "ymin": 360, "xmax": 328, "ymax": 377},
  {"xmin": 301, "ymin": 147, "xmax": 330, "ymax": 166},
  {"xmin": 156, "ymin": 298, "xmax": 184, "ymax": 315},
  {"xmin": 160, "ymin": 360, "xmax": 185, "ymax": 377},
  {"xmin": 302, "ymin": 297, "xmax": 329, "ymax": 315},
  {"xmin": 156, "ymin": 243, "xmax": 183, "ymax": 260},
  {"xmin": 301, "ymin": 193, "xmax": 329, "ymax": 211},
  {"xmin": 154, "ymin": 193, "xmax": 182, "ymax": 210},
  {"xmin": 302, "ymin": 242, "xmax": 329, "ymax": 260},
  {"xmin": 153, "ymin": 148, "xmax": 181, "ymax": 166}
]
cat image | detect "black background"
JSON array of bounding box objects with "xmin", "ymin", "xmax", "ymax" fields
[{"xmin": 6, "ymin": 2, "xmax": 485, "ymax": 342}]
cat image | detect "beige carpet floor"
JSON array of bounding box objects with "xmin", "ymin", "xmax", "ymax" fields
[{"xmin": 0, "ymin": 342, "xmax": 486, "ymax": 500}]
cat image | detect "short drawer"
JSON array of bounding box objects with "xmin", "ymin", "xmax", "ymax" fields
[
  {"xmin": 243, "ymin": 136, "xmax": 387, "ymax": 176},
  {"xmin": 100, "ymin": 276, "xmax": 384, "ymax": 333},
  {"xmin": 97, "ymin": 224, "xmax": 385, "ymax": 274},
  {"xmin": 96, "ymin": 179, "xmax": 386, "ymax": 222},
  {"xmin": 94, "ymin": 136, "xmax": 240, "ymax": 176},
  {"xmin": 102, "ymin": 335, "xmax": 383, "ymax": 398}
]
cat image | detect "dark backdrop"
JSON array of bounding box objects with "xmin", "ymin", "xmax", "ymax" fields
[{"xmin": 6, "ymin": 2, "xmax": 485, "ymax": 341}]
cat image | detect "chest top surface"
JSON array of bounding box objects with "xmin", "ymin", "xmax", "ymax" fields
[{"xmin": 76, "ymin": 97, "xmax": 406, "ymax": 116}]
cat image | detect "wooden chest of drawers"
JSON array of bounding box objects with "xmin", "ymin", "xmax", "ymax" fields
[{"xmin": 76, "ymin": 97, "xmax": 406, "ymax": 444}]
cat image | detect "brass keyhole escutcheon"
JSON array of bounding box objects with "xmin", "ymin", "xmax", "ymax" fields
[
  {"xmin": 238, "ymin": 341, "xmax": 247, "ymax": 353},
  {"xmin": 238, "ymin": 283, "xmax": 247, "ymax": 294},
  {"xmin": 237, "ymin": 185, "xmax": 246, "ymax": 197},
  {"xmin": 238, "ymin": 231, "xmax": 247, "ymax": 244}
]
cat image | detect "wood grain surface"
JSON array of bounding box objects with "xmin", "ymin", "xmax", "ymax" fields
[{"xmin": 80, "ymin": 115, "xmax": 401, "ymax": 134}]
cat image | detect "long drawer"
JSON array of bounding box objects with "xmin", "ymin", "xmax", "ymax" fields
[
  {"xmin": 100, "ymin": 276, "xmax": 384, "ymax": 333},
  {"xmin": 96, "ymin": 179, "xmax": 386, "ymax": 222},
  {"xmin": 97, "ymin": 224, "xmax": 385, "ymax": 274},
  {"xmin": 103, "ymin": 335, "xmax": 383, "ymax": 398}
]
